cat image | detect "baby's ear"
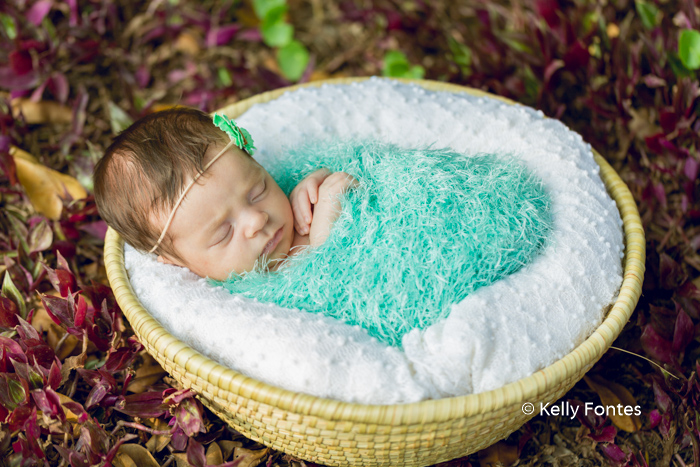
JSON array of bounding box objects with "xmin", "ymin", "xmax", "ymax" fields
[{"xmin": 157, "ymin": 255, "xmax": 175, "ymax": 265}]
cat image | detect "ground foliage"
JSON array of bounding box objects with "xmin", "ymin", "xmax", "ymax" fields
[{"xmin": 0, "ymin": 0, "xmax": 699, "ymax": 465}]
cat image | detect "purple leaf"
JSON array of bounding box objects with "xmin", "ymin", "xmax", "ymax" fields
[
  {"xmin": 74, "ymin": 294, "xmax": 86, "ymax": 328},
  {"xmin": 15, "ymin": 316, "xmax": 40, "ymax": 342},
  {"xmin": 659, "ymin": 411, "xmax": 671, "ymax": 437},
  {"xmin": 48, "ymin": 72, "xmax": 69, "ymax": 104},
  {"xmin": 640, "ymin": 325, "xmax": 674, "ymax": 364},
  {"xmin": 85, "ymin": 382, "xmax": 109, "ymax": 409},
  {"xmin": 642, "ymin": 75, "xmax": 667, "ymax": 88},
  {"xmin": 685, "ymin": 157, "xmax": 699, "ymax": 181},
  {"xmin": 39, "ymin": 293, "xmax": 83, "ymax": 336},
  {"xmin": 237, "ymin": 28, "xmax": 262, "ymax": 42},
  {"xmin": 659, "ymin": 109, "xmax": 678, "ymax": 134},
  {"xmin": 11, "ymin": 358, "xmax": 44, "ymax": 389},
  {"xmin": 0, "ymin": 336, "xmax": 27, "ymax": 363},
  {"xmin": 672, "ymin": 304, "xmax": 694, "ymax": 354},
  {"xmin": 187, "ymin": 438, "xmax": 206, "ymax": 467},
  {"xmin": 563, "ymin": 40, "xmax": 590, "ymax": 70},
  {"xmin": 0, "ymin": 374, "xmax": 26, "ymax": 409},
  {"xmin": 652, "ymin": 380, "xmax": 672, "ymax": 412},
  {"xmin": 206, "ymin": 24, "xmax": 240, "ymax": 47},
  {"xmin": 589, "ymin": 425, "xmax": 617, "ymax": 443},
  {"xmin": 600, "ymin": 443, "xmax": 627, "ymax": 463},
  {"xmin": 535, "ymin": 0, "xmax": 560, "ymax": 28},
  {"xmin": 544, "ymin": 59, "xmax": 564, "ymax": 88},
  {"xmin": 659, "ymin": 253, "xmax": 686, "ymax": 290},
  {"xmin": 174, "ymin": 398, "xmax": 204, "ymax": 437},
  {"xmin": 653, "ymin": 182, "xmax": 667, "ymax": 209},
  {"xmin": 78, "ymin": 220, "xmax": 108, "ymax": 240},
  {"xmin": 115, "ymin": 392, "xmax": 169, "ymax": 418},
  {"xmin": 48, "ymin": 359, "xmax": 61, "ymax": 389},
  {"xmin": 163, "ymin": 388, "xmax": 197, "ymax": 405},
  {"xmin": 54, "ymin": 445, "xmax": 89, "ymax": 467},
  {"xmin": 135, "ymin": 65, "xmax": 150, "ymax": 89},
  {"xmin": 66, "ymin": 0, "xmax": 79, "ymax": 26},
  {"xmin": 171, "ymin": 426, "xmax": 188, "ymax": 451},
  {"xmin": 62, "ymin": 401, "xmax": 89, "ymax": 423},
  {"xmin": 27, "ymin": 1, "xmax": 53, "ymax": 26},
  {"xmin": 0, "ymin": 65, "xmax": 39, "ymax": 89},
  {"xmin": 31, "ymin": 388, "xmax": 65, "ymax": 422},
  {"xmin": 649, "ymin": 409, "xmax": 661, "ymax": 429},
  {"xmin": 0, "ymin": 297, "xmax": 20, "ymax": 328}
]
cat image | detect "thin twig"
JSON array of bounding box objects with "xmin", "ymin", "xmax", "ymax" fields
[
  {"xmin": 610, "ymin": 346, "xmax": 680, "ymax": 380},
  {"xmin": 111, "ymin": 420, "xmax": 174, "ymax": 436}
]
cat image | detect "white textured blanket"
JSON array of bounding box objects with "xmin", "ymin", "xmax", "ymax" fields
[{"xmin": 125, "ymin": 78, "xmax": 624, "ymax": 404}]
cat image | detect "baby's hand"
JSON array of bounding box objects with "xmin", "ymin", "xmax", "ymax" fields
[
  {"xmin": 309, "ymin": 172, "xmax": 359, "ymax": 246},
  {"xmin": 289, "ymin": 168, "xmax": 331, "ymax": 235}
]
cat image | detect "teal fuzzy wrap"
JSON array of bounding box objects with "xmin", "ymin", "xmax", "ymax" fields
[{"xmin": 209, "ymin": 141, "xmax": 554, "ymax": 347}]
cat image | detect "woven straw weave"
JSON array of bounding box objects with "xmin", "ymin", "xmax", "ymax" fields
[{"xmin": 104, "ymin": 78, "xmax": 645, "ymax": 467}]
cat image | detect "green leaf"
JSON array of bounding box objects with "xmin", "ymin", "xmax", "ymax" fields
[
  {"xmin": 382, "ymin": 50, "xmax": 410, "ymax": 77},
  {"xmin": 448, "ymin": 37, "xmax": 472, "ymax": 76},
  {"xmin": 635, "ymin": 0, "xmax": 659, "ymax": 30},
  {"xmin": 108, "ymin": 101, "xmax": 134, "ymax": 135},
  {"xmin": 679, "ymin": 29, "xmax": 700, "ymax": 70},
  {"xmin": 668, "ymin": 51, "xmax": 694, "ymax": 78},
  {"xmin": 382, "ymin": 50, "xmax": 424, "ymax": 79},
  {"xmin": 42, "ymin": 16, "xmax": 56, "ymax": 42},
  {"xmin": 8, "ymin": 377, "xmax": 26, "ymax": 407},
  {"xmin": 582, "ymin": 11, "xmax": 598, "ymax": 35},
  {"xmin": 2, "ymin": 273, "xmax": 26, "ymax": 320},
  {"xmin": 0, "ymin": 13, "xmax": 17, "ymax": 40},
  {"xmin": 499, "ymin": 35, "xmax": 534, "ymax": 54},
  {"xmin": 218, "ymin": 67, "xmax": 233, "ymax": 87},
  {"xmin": 522, "ymin": 64, "xmax": 540, "ymax": 100},
  {"xmin": 277, "ymin": 39, "xmax": 310, "ymax": 81},
  {"xmin": 253, "ymin": 0, "xmax": 286, "ymax": 20},
  {"xmin": 407, "ymin": 65, "xmax": 425, "ymax": 79},
  {"xmin": 261, "ymin": 19, "xmax": 293, "ymax": 47}
]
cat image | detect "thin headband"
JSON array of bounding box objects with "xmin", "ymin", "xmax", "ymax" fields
[
  {"xmin": 149, "ymin": 113, "xmax": 256, "ymax": 255},
  {"xmin": 148, "ymin": 140, "xmax": 235, "ymax": 254}
]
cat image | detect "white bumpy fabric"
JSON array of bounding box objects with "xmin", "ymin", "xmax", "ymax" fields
[{"xmin": 125, "ymin": 78, "xmax": 624, "ymax": 404}]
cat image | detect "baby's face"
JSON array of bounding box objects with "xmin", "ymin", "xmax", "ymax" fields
[{"xmin": 155, "ymin": 143, "xmax": 295, "ymax": 281}]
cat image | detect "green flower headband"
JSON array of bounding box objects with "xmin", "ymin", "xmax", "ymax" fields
[
  {"xmin": 213, "ymin": 113, "xmax": 256, "ymax": 155},
  {"xmin": 148, "ymin": 114, "xmax": 256, "ymax": 254}
]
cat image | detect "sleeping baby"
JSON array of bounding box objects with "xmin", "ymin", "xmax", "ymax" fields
[{"xmin": 93, "ymin": 107, "xmax": 358, "ymax": 281}]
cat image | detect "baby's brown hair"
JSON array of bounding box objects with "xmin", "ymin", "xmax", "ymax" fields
[{"xmin": 93, "ymin": 107, "xmax": 231, "ymax": 263}]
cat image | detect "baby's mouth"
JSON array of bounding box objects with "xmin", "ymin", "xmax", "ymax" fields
[{"xmin": 260, "ymin": 227, "xmax": 283, "ymax": 257}]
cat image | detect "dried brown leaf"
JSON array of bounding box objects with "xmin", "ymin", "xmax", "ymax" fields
[
  {"xmin": 10, "ymin": 146, "xmax": 87, "ymax": 220},
  {"xmin": 628, "ymin": 108, "xmax": 661, "ymax": 139},
  {"xmin": 145, "ymin": 418, "xmax": 171, "ymax": 454},
  {"xmin": 114, "ymin": 444, "xmax": 160, "ymax": 467},
  {"xmin": 206, "ymin": 441, "xmax": 224, "ymax": 465},
  {"xmin": 126, "ymin": 354, "xmax": 167, "ymax": 394},
  {"xmin": 175, "ymin": 31, "xmax": 201, "ymax": 55},
  {"xmin": 478, "ymin": 441, "xmax": 518, "ymax": 467},
  {"xmin": 220, "ymin": 440, "xmax": 243, "ymax": 460},
  {"xmin": 584, "ymin": 375, "xmax": 642, "ymax": 432},
  {"xmin": 113, "ymin": 452, "xmax": 138, "ymax": 467},
  {"xmin": 11, "ymin": 98, "xmax": 73, "ymax": 124},
  {"xmin": 232, "ymin": 447, "xmax": 270, "ymax": 467},
  {"xmin": 173, "ymin": 453, "xmax": 194, "ymax": 467}
]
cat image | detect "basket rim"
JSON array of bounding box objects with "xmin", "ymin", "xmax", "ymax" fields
[{"xmin": 104, "ymin": 76, "xmax": 645, "ymax": 426}]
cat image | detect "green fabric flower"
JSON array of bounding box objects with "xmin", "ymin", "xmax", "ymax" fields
[{"xmin": 212, "ymin": 113, "xmax": 256, "ymax": 155}]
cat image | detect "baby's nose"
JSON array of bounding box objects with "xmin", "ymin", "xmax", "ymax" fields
[{"xmin": 245, "ymin": 210, "xmax": 269, "ymax": 238}]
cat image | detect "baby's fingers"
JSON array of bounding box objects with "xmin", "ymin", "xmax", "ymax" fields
[{"xmin": 292, "ymin": 195, "xmax": 313, "ymax": 234}]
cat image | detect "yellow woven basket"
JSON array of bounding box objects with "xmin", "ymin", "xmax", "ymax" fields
[{"xmin": 104, "ymin": 78, "xmax": 645, "ymax": 467}]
